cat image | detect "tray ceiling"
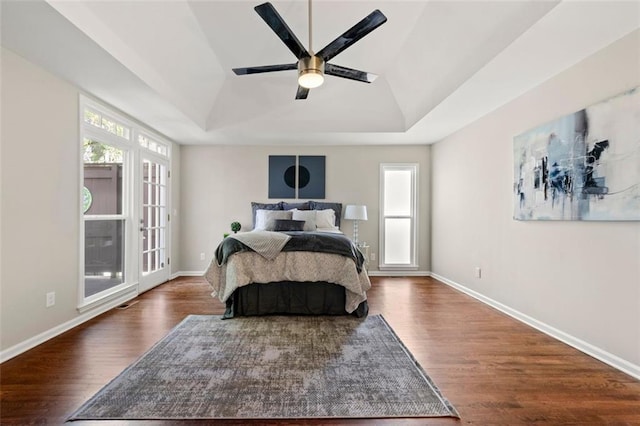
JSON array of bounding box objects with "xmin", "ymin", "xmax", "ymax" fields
[{"xmin": 2, "ymin": 0, "xmax": 638, "ymax": 145}]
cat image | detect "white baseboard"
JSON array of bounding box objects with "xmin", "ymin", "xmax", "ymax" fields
[
  {"xmin": 176, "ymin": 270, "xmax": 206, "ymax": 277},
  {"xmin": 0, "ymin": 290, "xmax": 137, "ymax": 364},
  {"xmin": 367, "ymin": 270, "xmax": 430, "ymax": 277},
  {"xmin": 430, "ymin": 272, "xmax": 640, "ymax": 380}
]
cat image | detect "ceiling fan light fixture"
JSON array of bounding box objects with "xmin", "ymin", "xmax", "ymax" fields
[
  {"xmin": 298, "ymin": 56, "xmax": 325, "ymax": 89},
  {"xmin": 233, "ymin": 2, "xmax": 387, "ymax": 99},
  {"xmin": 298, "ymin": 70, "xmax": 324, "ymax": 89}
]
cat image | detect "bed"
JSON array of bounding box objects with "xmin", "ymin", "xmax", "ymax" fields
[{"xmin": 204, "ymin": 201, "xmax": 370, "ymax": 318}]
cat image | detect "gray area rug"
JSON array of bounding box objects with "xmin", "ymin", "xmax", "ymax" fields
[{"xmin": 68, "ymin": 314, "xmax": 458, "ymax": 420}]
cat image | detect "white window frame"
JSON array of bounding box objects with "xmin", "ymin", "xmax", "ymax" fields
[
  {"xmin": 379, "ymin": 163, "xmax": 418, "ymax": 270},
  {"xmin": 78, "ymin": 95, "xmax": 171, "ymax": 312}
]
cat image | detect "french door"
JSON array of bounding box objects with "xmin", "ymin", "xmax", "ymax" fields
[{"xmin": 138, "ymin": 154, "xmax": 170, "ymax": 293}]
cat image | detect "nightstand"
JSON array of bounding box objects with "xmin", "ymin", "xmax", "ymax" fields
[{"xmin": 357, "ymin": 244, "xmax": 370, "ymax": 270}]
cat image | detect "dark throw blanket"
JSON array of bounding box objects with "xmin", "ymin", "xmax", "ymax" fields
[{"xmin": 216, "ymin": 232, "xmax": 365, "ymax": 272}]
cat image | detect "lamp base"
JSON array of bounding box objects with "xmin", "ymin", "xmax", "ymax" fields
[{"xmin": 353, "ymin": 220, "xmax": 359, "ymax": 246}]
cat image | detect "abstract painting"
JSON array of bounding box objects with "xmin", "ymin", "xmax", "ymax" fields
[
  {"xmin": 298, "ymin": 155, "xmax": 326, "ymax": 199},
  {"xmin": 268, "ymin": 155, "xmax": 296, "ymax": 198},
  {"xmin": 268, "ymin": 155, "xmax": 326, "ymax": 199},
  {"xmin": 514, "ymin": 87, "xmax": 639, "ymax": 221}
]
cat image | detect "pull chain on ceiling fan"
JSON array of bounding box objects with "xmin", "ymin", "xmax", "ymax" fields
[{"xmin": 232, "ymin": 1, "xmax": 387, "ymax": 100}]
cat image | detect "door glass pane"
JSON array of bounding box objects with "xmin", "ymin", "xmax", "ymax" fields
[
  {"xmin": 142, "ymin": 159, "xmax": 166, "ymax": 276},
  {"xmin": 384, "ymin": 170, "xmax": 412, "ymax": 216},
  {"xmin": 84, "ymin": 219, "xmax": 125, "ymax": 297},
  {"xmin": 384, "ymin": 218, "xmax": 411, "ymax": 264}
]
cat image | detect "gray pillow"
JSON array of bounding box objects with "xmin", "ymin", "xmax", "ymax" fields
[
  {"xmin": 282, "ymin": 201, "xmax": 311, "ymax": 210},
  {"xmin": 251, "ymin": 202, "xmax": 283, "ymax": 228},
  {"xmin": 273, "ymin": 219, "xmax": 306, "ymax": 232}
]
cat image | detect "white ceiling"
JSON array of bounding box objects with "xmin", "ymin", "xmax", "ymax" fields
[{"xmin": 2, "ymin": 0, "xmax": 639, "ymax": 145}]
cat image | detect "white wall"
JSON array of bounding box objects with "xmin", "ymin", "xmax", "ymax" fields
[
  {"xmin": 0, "ymin": 48, "xmax": 182, "ymax": 354},
  {"xmin": 431, "ymin": 30, "xmax": 640, "ymax": 375},
  {"xmin": 1, "ymin": 47, "xmax": 80, "ymax": 351},
  {"xmin": 179, "ymin": 145, "xmax": 431, "ymax": 274}
]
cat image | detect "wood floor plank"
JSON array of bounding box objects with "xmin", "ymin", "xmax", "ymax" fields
[{"xmin": 1, "ymin": 275, "xmax": 639, "ymax": 425}]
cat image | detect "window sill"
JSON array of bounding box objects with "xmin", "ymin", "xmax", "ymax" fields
[
  {"xmin": 378, "ymin": 265, "xmax": 419, "ymax": 271},
  {"xmin": 77, "ymin": 282, "xmax": 138, "ymax": 313}
]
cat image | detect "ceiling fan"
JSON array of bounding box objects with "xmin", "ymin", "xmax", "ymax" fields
[{"xmin": 232, "ymin": 1, "xmax": 387, "ymax": 99}]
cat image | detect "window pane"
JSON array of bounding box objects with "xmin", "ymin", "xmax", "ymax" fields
[
  {"xmin": 84, "ymin": 219, "xmax": 125, "ymax": 297},
  {"xmin": 384, "ymin": 170, "xmax": 412, "ymax": 216},
  {"xmin": 139, "ymin": 134, "xmax": 168, "ymax": 157},
  {"xmin": 83, "ymin": 139, "xmax": 123, "ymax": 215},
  {"xmin": 84, "ymin": 108, "xmax": 130, "ymax": 139},
  {"xmin": 384, "ymin": 218, "xmax": 411, "ymax": 264},
  {"xmin": 84, "ymin": 109, "xmax": 101, "ymax": 127}
]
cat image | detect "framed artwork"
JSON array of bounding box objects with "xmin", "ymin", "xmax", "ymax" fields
[
  {"xmin": 513, "ymin": 87, "xmax": 639, "ymax": 221},
  {"xmin": 298, "ymin": 155, "xmax": 326, "ymax": 199},
  {"xmin": 268, "ymin": 155, "xmax": 296, "ymax": 198},
  {"xmin": 268, "ymin": 155, "xmax": 326, "ymax": 199}
]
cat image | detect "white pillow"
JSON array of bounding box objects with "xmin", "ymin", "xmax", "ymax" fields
[
  {"xmin": 291, "ymin": 209, "xmax": 317, "ymax": 231},
  {"xmin": 254, "ymin": 209, "xmax": 292, "ymax": 231},
  {"xmin": 315, "ymin": 209, "xmax": 336, "ymax": 228},
  {"xmin": 316, "ymin": 227, "xmax": 342, "ymax": 234}
]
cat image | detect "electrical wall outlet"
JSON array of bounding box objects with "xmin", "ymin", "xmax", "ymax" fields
[
  {"xmin": 370, "ymin": 252, "xmax": 376, "ymax": 261},
  {"xmin": 475, "ymin": 267, "xmax": 482, "ymax": 279},
  {"xmin": 200, "ymin": 252, "xmax": 205, "ymax": 260},
  {"xmin": 46, "ymin": 292, "xmax": 55, "ymax": 307}
]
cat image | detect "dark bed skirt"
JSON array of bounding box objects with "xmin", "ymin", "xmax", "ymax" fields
[{"xmin": 223, "ymin": 281, "xmax": 368, "ymax": 319}]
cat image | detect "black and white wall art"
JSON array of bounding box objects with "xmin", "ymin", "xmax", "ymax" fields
[
  {"xmin": 269, "ymin": 155, "xmax": 326, "ymax": 199},
  {"xmin": 298, "ymin": 155, "xmax": 326, "ymax": 199},
  {"xmin": 268, "ymin": 155, "xmax": 296, "ymax": 198},
  {"xmin": 513, "ymin": 87, "xmax": 639, "ymax": 221}
]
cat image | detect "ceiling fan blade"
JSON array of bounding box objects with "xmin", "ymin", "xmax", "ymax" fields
[
  {"xmin": 316, "ymin": 9, "xmax": 387, "ymax": 63},
  {"xmin": 325, "ymin": 63, "xmax": 378, "ymax": 83},
  {"xmin": 255, "ymin": 2, "xmax": 310, "ymax": 60},
  {"xmin": 296, "ymin": 86, "xmax": 309, "ymax": 100},
  {"xmin": 233, "ymin": 63, "xmax": 297, "ymax": 75}
]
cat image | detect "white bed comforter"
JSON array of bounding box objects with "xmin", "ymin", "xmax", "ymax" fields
[{"xmin": 204, "ymin": 250, "xmax": 371, "ymax": 313}]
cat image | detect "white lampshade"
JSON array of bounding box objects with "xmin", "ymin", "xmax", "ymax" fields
[{"xmin": 344, "ymin": 205, "xmax": 368, "ymax": 221}]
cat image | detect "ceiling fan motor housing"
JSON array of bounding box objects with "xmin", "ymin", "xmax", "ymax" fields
[{"xmin": 298, "ymin": 56, "xmax": 325, "ymax": 88}]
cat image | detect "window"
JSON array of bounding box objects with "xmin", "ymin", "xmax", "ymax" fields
[
  {"xmin": 79, "ymin": 96, "xmax": 171, "ymax": 310},
  {"xmin": 81, "ymin": 116, "xmax": 132, "ymax": 302},
  {"xmin": 379, "ymin": 164, "xmax": 418, "ymax": 269}
]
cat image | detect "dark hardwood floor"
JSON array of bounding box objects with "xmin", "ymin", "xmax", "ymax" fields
[{"xmin": 1, "ymin": 276, "xmax": 639, "ymax": 425}]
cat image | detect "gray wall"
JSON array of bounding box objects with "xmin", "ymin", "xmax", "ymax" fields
[
  {"xmin": 0, "ymin": 48, "xmax": 182, "ymax": 352},
  {"xmin": 179, "ymin": 145, "xmax": 431, "ymax": 273},
  {"xmin": 431, "ymin": 30, "xmax": 640, "ymax": 371},
  {"xmin": 1, "ymin": 47, "xmax": 80, "ymax": 351}
]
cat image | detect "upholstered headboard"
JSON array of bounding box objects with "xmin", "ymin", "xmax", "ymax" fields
[{"xmin": 251, "ymin": 201, "xmax": 343, "ymax": 229}]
